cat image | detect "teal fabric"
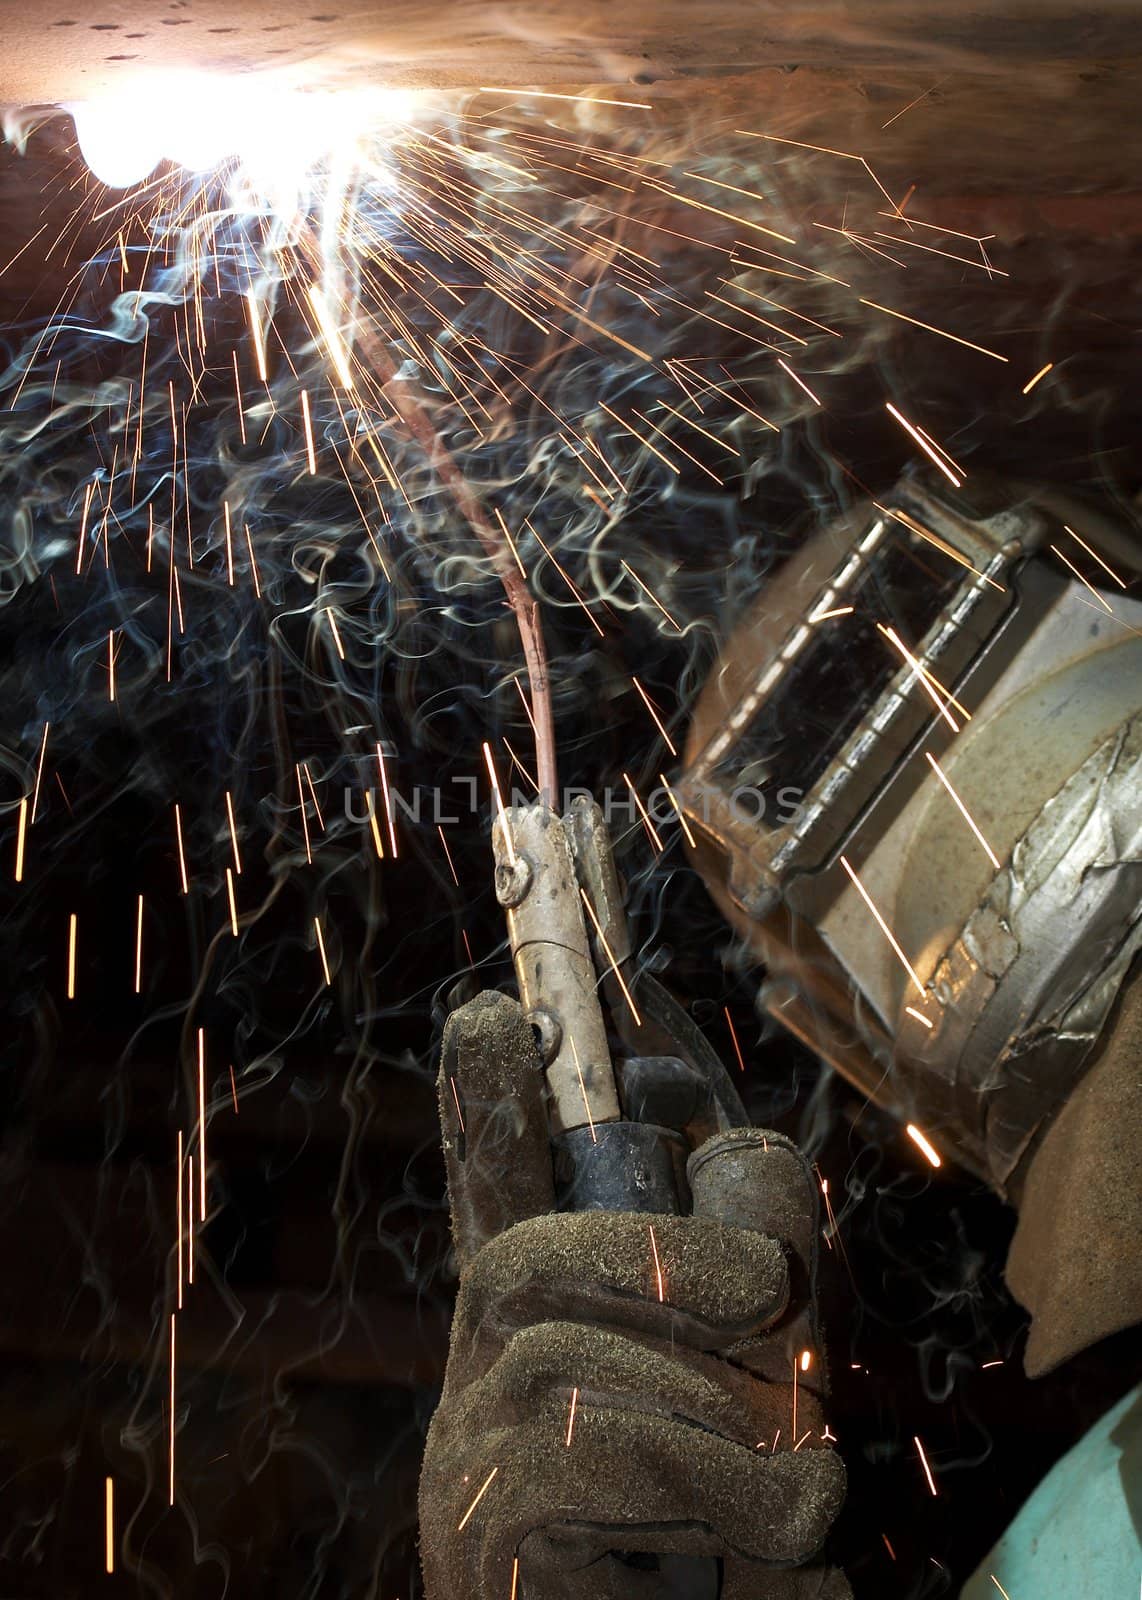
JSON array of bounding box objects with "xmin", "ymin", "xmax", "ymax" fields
[{"xmin": 962, "ymin": 1383, "xmax": 1142, "ymax": 1599}]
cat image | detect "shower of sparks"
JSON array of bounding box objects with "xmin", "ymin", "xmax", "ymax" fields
[
  {"xmin": 456, "ymin": 1465, "xmax": 499, "ymax": 1531},
  {"xmin": 0, "ymin": 81, "xmax": 1046, "ymax": 1575},
  {"xmin": 839, "ymin": 855, "xmax": 925, "ymax": 995},
  {"xmin": 914, "ymin": 1434, "xmax": 939, "ymax": 1496},
  {"xmin": 906, "ymin": 1124, "xmax": 943, "ymax": 1168},
  {"xmin": 924, "ymin": 751, "xmax": 1001, "ymax": 868}
]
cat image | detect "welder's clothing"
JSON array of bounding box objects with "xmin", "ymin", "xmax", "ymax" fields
[{"xmin": 419, "ymin": 991, "xmax": 848, "ymax": 1599}]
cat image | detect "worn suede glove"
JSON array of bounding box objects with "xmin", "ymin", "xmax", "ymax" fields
[{"xmin": 419, "ymin": 990, "xmax": 849, "ymax": 1599}]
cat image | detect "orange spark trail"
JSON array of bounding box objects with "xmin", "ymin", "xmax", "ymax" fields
[
  {"xmin": 839, "ymin": 855, "xmax": 925, "ymax": 995},
  {"xmin": 914, "ymin": 1434, "xmax": 938, "ymax": 1496},
  {"xmin": 906, "ymin": 1124, "xmax": 943, "ymax": 1168},
  {"xmin": 924, "ymin": 752, "xmax": 1001, "ymax": 868}
]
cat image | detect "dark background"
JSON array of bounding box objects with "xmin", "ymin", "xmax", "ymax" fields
[{"xmin": 0, "ymin": 104, "xmax": 1140, "ymax": 1600}]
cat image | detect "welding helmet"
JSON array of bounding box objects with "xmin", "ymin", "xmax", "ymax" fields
[{"xmin": 679, "ymin": 470, "xmax": 1142, "ymax": 1373}]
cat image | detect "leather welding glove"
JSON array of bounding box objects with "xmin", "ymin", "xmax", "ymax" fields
[{"xmin": 418, "ymin": 990, "xmax": 849, "ymax": 1599}]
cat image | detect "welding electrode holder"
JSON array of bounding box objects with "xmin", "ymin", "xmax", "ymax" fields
[{"xmin": 492, "ymin": 798, "xmax": 745, "ymax": 1216}]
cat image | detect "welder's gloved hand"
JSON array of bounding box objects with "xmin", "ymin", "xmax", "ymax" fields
[{"xmin": 419, "ymin": 990, "xmax": 849, "ymax": 1600}]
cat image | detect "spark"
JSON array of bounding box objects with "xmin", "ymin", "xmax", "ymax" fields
[
  {"xmin": 877, "ymin": 624, "xmax": 961, "ymax": 731},
  {"xmin": 105, "ymin": 1475, "xmax": 114, "ymax": 1574},
  {"xmin": 67, "ymin": 913, "xmax": 77, "ymax": 1000},
  {"xmin": 14, "ymin": 797, "xmax": 27, "ymax": 882},
  {"xmin": 839, "ymin": 855, "xmax": 925, "ymax": 995},
  {"xmin": 225, "ymin": 791, "xmax": 242, "ymax": 874},
  {"xmin": 809, "ymin": 604, "xmax": 854, "ymax": 623},
  {"xmin": 449, "ymin": 1074, "xmax": 466, "ymax": 1133},
  {"xmin": 1064, "ymin": 525, "xmax": 1127, "ymax": 588},
  {"xmin": 621, "ymin": 560, "xmax": 682, "ymax": 631},
  {"xmin": 800, "ymin": 1349, "xmax": 812, "ymax": 1372},
  {"xmin": 565, "ymin": 1387, "xmax": 579, "ymax": 1446},
  {"xmin": 479, "ymin": 86, "xmax": 652, "ymax": 110},
  {"xmin": 990, "ymin": 1578, "xmax": 1013, "ymax": 1600},
  {"xmin": 176, "ymin": 1130, "xmax": 184, "ymax": 1310},
  {"xmin": 314, "ymin": 916, "xmax": 332, "ymax": 986},
  {"xmin": 300, "ymin": 389, "xmax": 318, "ymax": 474},
  {"xmin": 649, "ymin": 1224, "xmax": 665, "ymax": 1301},
  {"xmin": 173, "ymin": 803, "xmax": 189, "ymax": 894},
  {"xmin": 622, "ymin": 771, "xmax": 664, "ymax": 852},
  {"xmin": 31, "ymin": 722, "xmax": 50, "ymax": 822},
  {"xmin": 1021, "ymin": 363, "xmax": 1053, "ymax": 395},
  {"xmin": 881, "ymin": 79, "xmax": 946, "ymax": 129},
  {"xmin": 243, "ymin": 524, "xmax": 262, "ymax": 597},
  {"xmin": 482, "ymin": 741, "xmax": 516, "ymax": 866},
  {"xmin": 367, "ymin": 793, "xmax": 386, "ymax": 859},
  {"xmin": 882, "ymin": 1534, "xmax": 897, "ymax": 1561},
  {"xmin": 187, "ymin": 1157, "xmax": 194, "ymax": 1284},
  {"xmin": 376, "ymin": 743, "xmax": 399, "ymax": 856},
  {"xmin": 222, "ymin": 501, "xmax": 234, "ymax": 585},
  {"xmin": 885, "ymin": 402, "xmax": 962, "ymax": 487},
  {"xmin": 776, "ymin": 357, "xmax": 821, "ymax": 406},
  {"xmin": 245, "ymin": 290, "xmax": 268, "ymax": 382},
  {"xmin": 580, "ymin": 889, "xmax": 641, "ymax": 1024},
  {"xmin": 232, "ymin": 350, "xmax": 247, "ymax": 444},
  {"xmin": 723, "ymin": 1006, "xmax": 746, "ymax": 1073},
  {"xmin": 197, "ymin": 1029, "xmax": 207, "ymax": 1220},
  {"xmin": 326, "ymin": 608, "xmax": 347, "ymax": 659},
  {"xmin": 1050, "ymin": 542, "xmax": 1115, "ymax": 611},
  {"xmin": 225, "ymin": 867, "xmax": 239, "ymax": 936},
  {"xmin": 229, "ymin": 1065, "xmax": 240, "ymax": 1114},
  {"xmin": 456, "ymin": 1465, "xmax": 499, "ymax": 1531},
  {"xmin": 134, "ymin": 894, "xmax": 144, "ymax": 992},
  {"xmin": 438, "ymin": 824, "xmax": 459, "ymax": 885},
  {"xmin": 108, "ymin": 630, "xmax": 118, "ymax": 700},
  {"xmin": 306, "ymin": 282, "xmax": 355, "ymax": 389},
  {"xmin": 905, "ymin": 1004, "xmax": 933, "ymax": 1030},
  {"xmin": 876, "ymin": 504, "xmax": 1004, "ymax": 591},
  {"xmin": 510, "ymin": 1557, "xmax": 519, "ymax": 1600},
  {"xmin": 297, "ymin": 765, "xmax": 313, "ymax": 865},
  {"xmin": 631, "ymin": 677, "xmax": 676, "ymax": 753},
  {"xmin": 860, "ymin": 298, "xmax": 1009, "ymax": 362},
  {"xmin": 924, "ymin": 751, "xmax": 1001, "ymax": 868},
  {"xmin": 658, "ymin": 775, "xmax": 696, "ymax": 847},
  {"xmin": 168, "ymin": 1314, "xmax": 176, "ymax": 1505},
  {"xmin": 569, "ymin": 1036, "xmax": 597, "ymax": 1144},
  {"xmin": 906, "ymin": 1123, "xmax": 943, "ymax": 1167},
  {"xmin": 914, "ymin": 1434, "xmax": 938, "ymax": 1496}
]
